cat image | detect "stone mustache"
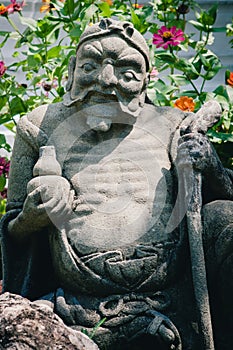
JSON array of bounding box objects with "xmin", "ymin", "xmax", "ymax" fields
[{"xmin": 1, "ymin": 18, "xmax": 233, "ymax": 350}]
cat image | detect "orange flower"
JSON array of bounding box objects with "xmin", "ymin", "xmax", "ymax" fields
[
  {"xmin": 174, "ymin": 96, "xmax": 195, "ymax": 112},
  {"xmin": 227, "ymin": 72, "xmax": 233, "ymax": 87},
  {"xmin": 40, "ymin": 0, "xmax": 55, "ymax": 13},
  {"xmin": 132, "ymin": 3, "xmax": 143, "ymax": 8},
  {"xmin": 102, "ymin": 0, "xmax": 113, "ymax": 5},
  {"xmin": 0, "ymin": 4, "xmax": 8, "ymax": 15}
]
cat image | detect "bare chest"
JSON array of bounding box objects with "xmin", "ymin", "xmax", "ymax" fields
[{"xmin": 57, "ymin": 122, "xmax": 173, "ymax": 252}]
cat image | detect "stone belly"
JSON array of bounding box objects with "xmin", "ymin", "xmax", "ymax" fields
[
  {"xmin": 52, "ymin": 120, "xmax": 179, "ymax": 294},
  {"xmin": 64, "ymin": 134, "xmax": 172, "ymax": 254}
]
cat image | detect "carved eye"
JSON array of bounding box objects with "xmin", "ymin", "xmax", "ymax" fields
[
  {"xmin": 122, "ymin": 71, "xmax": 136, "ymax": 81},
  {"xmin": 82, "ymin": 63, "xmax": 96, "ymax": 73}
]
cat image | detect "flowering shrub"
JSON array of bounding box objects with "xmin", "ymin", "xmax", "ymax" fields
[{"xmin": 0, "ymin": 0, "xmax": 232, "ymax": 204}]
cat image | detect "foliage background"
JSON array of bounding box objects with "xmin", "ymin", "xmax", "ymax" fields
[{"xmin": 0, "ymin": 0, "xmax": 233, "ymax": 214}]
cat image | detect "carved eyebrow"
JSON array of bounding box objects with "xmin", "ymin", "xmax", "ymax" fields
[
  {"xmin": 82, "ymin": 42, "xmax": 103, "ymax": 59},
  {"xmin": 116, "ymin": 56, "xmax": 144, "ymax": 72}
]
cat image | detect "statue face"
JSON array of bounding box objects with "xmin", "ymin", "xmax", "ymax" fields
[{"xmin": 70, "ymin": 35, "xmax": 148, "ymax": 117}]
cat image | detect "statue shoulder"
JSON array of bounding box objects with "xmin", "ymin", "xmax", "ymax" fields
[
  {"xmin": 24, "ymin": 102, "xmax": 67, "ymax": 128},
  {"xmin": 16, "ymin": 102, "xmax": 69, "ymax": 150},
  {"xmin": 144, "ymin": 103, "xmax": 190, "ymax": 124},
  {"xmin": 143, "ymin": 103, "xmax": 194, "ymax": 162},
  {"xmin": 143, "ymin": 103, "xmax": 192, "ymax": 132}
]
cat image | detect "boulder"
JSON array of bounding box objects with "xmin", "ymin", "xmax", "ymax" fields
[{"xmin": 0, "ymin": 292, "xmax": 99, "ymax": 350}]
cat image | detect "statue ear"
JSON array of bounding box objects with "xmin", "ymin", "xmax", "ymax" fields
[{"xmin": 66, "ymin": 56, "xmax": 76, "ymax": 91}]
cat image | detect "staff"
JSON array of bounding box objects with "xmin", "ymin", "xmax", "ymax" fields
[{"xmin": 181, "ymin": 100, "xmax": 221, "ymax": 350}]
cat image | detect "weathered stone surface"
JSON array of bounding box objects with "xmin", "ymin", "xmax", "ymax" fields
[
  {"xmin": 1, "ymin": 18, "xmax": 233, "ymax": 350},
  {"xmin": 0, "ymin": 292, "xmax": 99, "ymax": 350}
]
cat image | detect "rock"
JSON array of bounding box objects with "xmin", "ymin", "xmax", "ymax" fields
[{"xmin": 0, "ymin": 292, "xmax": 99, "ymax": 350}]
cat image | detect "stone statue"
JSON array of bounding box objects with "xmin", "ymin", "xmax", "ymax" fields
[{"xmin": 1, "ymin": 19, "xmax": 233, "ymax": 350}]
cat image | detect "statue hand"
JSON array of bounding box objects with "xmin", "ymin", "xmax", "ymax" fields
[
  {"xmin": 8, "ymin": 175, "xmax": 74, "ymax": 239},
  {"xmin": 176, "ymin": 133, "xmax": 217, "ymax": 172},
  {"xmin": 23, "ymin": 175, "xmax": 74, "ymax": 229}
]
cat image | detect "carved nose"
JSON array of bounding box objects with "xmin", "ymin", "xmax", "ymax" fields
[{"xmin": 98, "ymin": 63, "xmax": 117, "ymax": 87}]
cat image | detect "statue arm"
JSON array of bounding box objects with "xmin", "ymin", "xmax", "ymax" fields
[
  {"xmin": 7, "ymin": 114, "xmax": 74, "ymax": 240},
  {"xmin": 6, "ymin": 115, "xmax": 47, "ymax": 238}
]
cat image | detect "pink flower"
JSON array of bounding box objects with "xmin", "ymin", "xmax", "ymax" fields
[
  {"xmin": 0, "ymin": 157, "xmax": 10, "ymax": 177},
  {"xmin": 7, "ymin": 0, "xmax": 25, "ymax": 14},
  {"xmin": 150, "ymin": 67, "xmax": 159, "ymax": 81},
  {"xmin": 153, "ymin": 26, "xmax": 185, "ymax": 49},
  {"xmin": 0, "ymin": 61, "xmax": 6, "ymax": 78}
]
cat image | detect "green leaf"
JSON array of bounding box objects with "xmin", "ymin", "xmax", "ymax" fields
[
  {"xmin": 214, "ymin": 95, "xmax": 229, "ymax": 109},
  {"xmin": 0, "ymin": 33, "xmax": 9, "ymax": 48},
  {"xmin": 63, "ymin": 0, "xmax": 75, "ymax": 15},
  {"xmin": 189, "ymin": 20, "xmax": 204, "ymax": 31},
  {"xmin": 89, "ymin": 318, "xmax": 106, "ymax": 339},
  {"xmin": 27, "ymin": 54, "xmax": 42, "ymax": 70},
  {"xmin": 0, "ymin": 97, "xmax": 7, "ymax": 111},
  {"xmin": 0, "ymin": 198, "xmax": 6, "ymax": 215},
  {"xmin": 0, "ymin": 176, "xmax": 6, "ymax": 192},
  {"xmin": 207, "ymin": 4, "xmax": 218, "ymax": 25},
  {"xmin": 99, "ymin": 2, "xmax": 112, "ymax": 17},
  {"xmin": 47, "ymin": 46, "xmax": 61, "ymax": 59},
  {"xmin": 0, "ymin": 134, "xmax": 11, "ymax": 152},
  {"xmin": 130, "ymin": 9, "xmax": 141, "ymax": 29},
  {"xmin": 212, "ymin": 27, "xmax": 227, "ymax": 33},
  {"xmin": 70, "ymin": 25, "xmax": 82, "ymax": 39},
  {"xmin": 0, "ymin": 31, "xmax": 9, "ymax": 36},
  {"xmin": 208, "ymin": 131, "xmax": 233, "ymax": 142},
  {"xmin": 9, "ymin": 97, "xmax": 26, "ymax": 116},
  {"xmin": 20, "ymin": 17, "xmax": 37, "ymax": 31},
  {"xmin": 226, "ymin": 85, "xmax": 233, "ymax": 103},
  {"xmin": 0, "ymin": 134, "xmax": 6, "ymax": 147},
  {"xmin": 169, "ymin": 74, "xmax": 190, "ymax": 86},
  {"xmin": 155, "ymin": 52, "xmax": 176, "ymax": 64},
  {"xmin": 174, "ymin": 58, "xmax": 199, "ymax": 79},
  {"xmin": 4, "ymin": 122, "xmax": 16, "ymax": 133}
]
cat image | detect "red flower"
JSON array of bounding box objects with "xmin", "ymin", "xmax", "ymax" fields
[
  {"xmin": 6, "ymin": 0, "xmax": 25, "ymax": 14},
  {"xmin": 0, "ymin": 61, "xmax": 6, "ymax": 78},
  {"xmin": 153, "ymin": 26, "xmax": 185, "ymax": 49},
  {"xmin": 227, "ymin": 72, "xmax": 233, "ymax": 87}
]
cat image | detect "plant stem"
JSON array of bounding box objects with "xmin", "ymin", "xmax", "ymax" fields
[
  {"xmin": 7, "ymin": 17, "xmax": 23, "ymax": 38},
  {"xmin": 200, "ymin": 78, "xmax": 206, "ymax": 94},
  {"xmin": 185, "ymin": 73, "xmax": 201, "ymax": 97}
]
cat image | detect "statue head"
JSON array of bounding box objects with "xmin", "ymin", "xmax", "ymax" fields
[{"xmin": 63, "ymin": 19, "xmax": 150, "ymax": 117}]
